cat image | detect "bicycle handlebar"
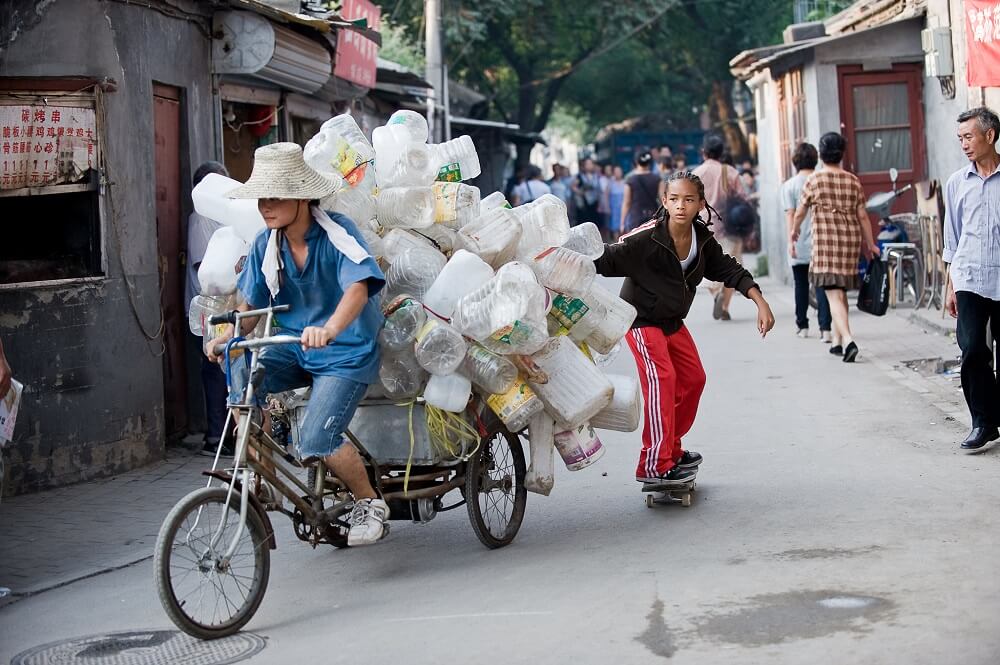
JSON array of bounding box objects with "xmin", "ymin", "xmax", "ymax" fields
[
  {"xmin": 212, "ymin": 334, "xmax": 333, "ymax": 357},
  {"xmin": 208, "ymin": 304, "xmax": 292, "ymax": 326}
]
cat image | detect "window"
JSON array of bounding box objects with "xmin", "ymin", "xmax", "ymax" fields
[
  {"xmin": 0, "ymin": 83, "xmax": 103, "ymax": 285},
  {"xmin": 776, "ymin": 68, "xmax": 808, "ymax": 180},
  {"xmin": 851, "ymin": 82, "xmax": 912, "ymax": 173}
]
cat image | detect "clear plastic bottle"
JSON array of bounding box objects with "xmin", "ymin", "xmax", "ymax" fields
[
  {"xmin": 527, "ymin": 336, "xmax": 614, "ymax": 429},
  {"xmin": 422, "ymin": 249, "xmax": 495, "ymax": 319},
  {"xmin": 387, "ymin": 109, "xmax": 429, "ymax": 145},
  {"xmin": 414, "ymin": 316, "xmax": 468, "ymax": 376},
  {"xmin": 198, "ymin": 227, "xmax": 250, "ymax": 296},
  {"xmin": 581, "ymin": 282, "xmax": 638, "ymax": 355},
  {"xmin": 485, "ymin": 375, "xmax": 544, "ymax": 432},
  {"xmin": 461, "ymin": 343, "xmax": 518, "ymax": 395},
  {"xmin": 423, "ymin": 372, "xmax": 472, "ymax": 413},
  {"xmin": 325, "ymin": 183, "xmax": 376, "ymax": 227},
  {"xmin": 451, "ymin": 262, "xmax": 550, "ymax": 355},
  {"xmin": 528, "ymin": 246, "xmax": 596, "ymax": 296},
  {"xmin": 357, "ymin": 223, "xmax": 384, "ymax": 263},
  {"xmin": 480, "ymin": 191, "xmax": 512, "ymax": 215},
  {"xmin": 416, "ymin": 223, "xmax": 459, "ymax": 255},
  {"xmin": 379, "ymin": 296, "xmax": 427, "ymax": 352},
  {"xmin": 432, "ymin": 182, "xmax": 481, "ymax": 229},
  {"xmin": 562, "ymin": 221, "xmax": 605, "ymax": 260},
  {"xmin": 388, "ymin": 144, "xmax": 435, "ymax": 187},
  {"xmin": 188, "ymin": 294, "xmax": 236, "ymax": 337},
  {"xmin": 515, "ymin": 197, "xmax": 571, "ymax": 259},
  {"xmin": 376, "ymin": 187, "xmax": 435, "ymax": 229},
  {"xmin": 431, "ymin": 135, "xmax": 481, "ymax": 182},
  {"xmin": 305, "ymin": 114, "xmax": 375, "ymax": 187},
  {"xmin": 456, "ymin": 206, "xmax": 522, "ymax": 267},
  {"xmin": 547, "ymin": 292, "xmax": 606, "ymax": 342},
  {"xmin": 373, "ymin": 125, "xmax": 404, "ymax": 189},
  {"xmin": 384, "ymin": 246, "xmax": 448, "ymax": 301},
  {"xmin": 379, "ymin": 352, "xmax": 428, "ymax": 400},
  {"xmin": 381, "ymin": 228, "xmax": 434, "ymax": 264}
]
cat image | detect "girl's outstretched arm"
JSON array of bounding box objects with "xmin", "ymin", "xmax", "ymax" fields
[{"xmin": 747, "ymin": 287, "xmax": 775, "ymax": 338}]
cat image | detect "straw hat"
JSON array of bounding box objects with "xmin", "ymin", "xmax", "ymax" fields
[{"xmin": 226, "ymin": 142, "xmax": 342, "ymax": 200}]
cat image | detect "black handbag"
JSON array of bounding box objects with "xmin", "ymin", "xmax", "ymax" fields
[{"xmin": 857, "ymin": 257, "xmax": 889, "ymax": 316}]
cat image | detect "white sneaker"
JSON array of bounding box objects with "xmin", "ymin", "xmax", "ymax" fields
[
  {"xmin": 796, "ymin": 328, "xmax": 808, "ymax": 338},
  {"xmin": 347, "ymin": 498, "xmax": 389, "ymax": 546},
  {"xmin": 819, "ymin": 331, "xmax": 832, "ymax": 343}
]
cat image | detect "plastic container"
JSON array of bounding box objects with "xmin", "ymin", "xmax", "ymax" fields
[
  {"xmin": 451, "ymin": 263, "xmax": 550, "ymax": 355},
  {"xmin": 590, "ymin": 373, "xmax": 641, "ymax": 432},
  {"xmin": 191, "ymin": 173, "xmax": 266, "ymax": 243},
  {"xmin": 414, "ymin": 316, "xmax": 468, "ymax": 375},
  {"xmin": 422, "ymin": 249, "xmax": 495, "ymax": 319},
  {"xmin": 357, "ymin": 223, "xmax": 384, "ymax": 263},
  {"xmin": 461, "ymin": 344, "xmax": 518, "ymax": 395},
  {"xmin": 372, "ymin": 125, "xmax": 404, "ymax": 188},
  {"xmin": 198, "ymin": 227, "xmax": 250, "ymax": 296},
  {"xmin": 381, "ymin": 228, "xmax": 434, "ymax": 264},
  {"xmin": 562, "ymin": 222, "xmax": 605, "ymax": 260},
  {"xmin": 379, "ymin": 296, "xmax": 427, "ymax": 352},
  {"xmin": 379, "ymin": 352, "xmax": 428, "ymax": 400},
  {"xmin": 376, "ymin": 187, "xmax": 435, "ymax": 229},
  {"xmin": 305, "ymin": 114, "xmax": 374, "ymax": 187},
  {"xmin": 387, "ymin": 109, "xmax": 429, "ymax": 145},
  {"xmin": 485, "ymin": 375, "xmax": 544, "ymax": 432},
  {"xmin": 188, "ymin": 294, "xmax": 236, "ymax": 337},
  {"xmin": 456, "ymin": 206, "xmax": 522, "ymax": 267},
  {"xmin": 324, "ymin": 183, "xmax": 376, "ymax": 227},
  {"xmin": 547, "ymin": 292, "xmax": 606, "ymax": 342},
  {"xmin": 525, "ymin": 412, "xmax": 555, "ymax": 495},
  {"xmin": 554, "ymin": 423, "xmax": 606, "ymax": 471},
  {"xmin": 423, "ymin": 372, "xmax": 472, "ymax": 413},
  {"xmin": 384, "ymin": 246, "xmax": 447, "ymax": 301},
  {"xmin": 529, "ymin": 246, "xmax": 596, "ymax": 297},
  {"xmin": 385, "ymin": 144, "xmax": 435, "ymax": 188},
  {"xmin": 527, "ymin": 336, "xmax": 614, "ymax": 429},
  {"xmin": 515, "ymin": 197, "xmax": 571, "ymax": 259},
  {"xmin": 431, "ymin": 135, "xmax": 481, "ymax": 182},
  {"xmin": 480, "ymin": 191, "xmax": 512, "ymax": 215},
  {"xmin": 418, "ymin": 223, "xmax": 459, "ymax": 255},
  {"xmin": 582, "ymin": 282, "xmax": 638, "ymax": 355},
  {"xmin": 432, "ymin": 182, "xmax": 481, "ymax": 229}
]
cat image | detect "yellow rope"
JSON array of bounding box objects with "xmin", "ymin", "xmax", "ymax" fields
[{"xmin": 425, "ymin": 404, "xmax": 480, "ymax": 461}]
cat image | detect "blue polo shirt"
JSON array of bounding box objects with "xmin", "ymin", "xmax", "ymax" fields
[{"xmin": 238, "ymin": 211, "xmax": 385, "ymax": 384}]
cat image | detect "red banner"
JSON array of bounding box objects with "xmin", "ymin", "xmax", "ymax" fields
[
  {"xmin": 334, "ymin": 0, "xmax": 380, "ymax": 89},
  {"xmin": 966, "ymin": 0, "xmax": 1000, "ymax": 87}
]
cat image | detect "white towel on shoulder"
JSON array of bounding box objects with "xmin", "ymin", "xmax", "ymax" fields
[{"xmin": 261, "ymin": 207, "xmax": 371, "ymax": 298}]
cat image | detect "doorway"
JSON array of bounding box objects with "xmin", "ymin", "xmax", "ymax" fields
[{"xmin": 153, "ymin": 83, "xmax": 187, "ymax": 440}]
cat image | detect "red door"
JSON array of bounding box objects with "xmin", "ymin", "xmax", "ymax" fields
[
  {"xmin": 153, "ymin": 84, "xmax": 187, "ymax": 439},
  {"xmin": 838, "ymin": 64, "xmax": 925, "ymax": 229}
]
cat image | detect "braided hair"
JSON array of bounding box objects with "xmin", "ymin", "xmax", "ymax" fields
[{"xmin": 656, "ymin": 169, "xmax": 719, "ymax": 227}]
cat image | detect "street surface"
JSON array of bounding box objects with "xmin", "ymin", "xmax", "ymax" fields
[{"xmin": 2, "ymin": 275, "xmax": 998, "ymax": 664}]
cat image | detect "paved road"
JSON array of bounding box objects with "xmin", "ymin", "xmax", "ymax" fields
[{"xmin": 2, "ymin": 276, "xmax": 998, "ymax": 664}]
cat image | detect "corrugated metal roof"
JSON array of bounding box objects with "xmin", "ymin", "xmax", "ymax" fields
[{"xmin": 226, "ymin": 0, "xmax": 382, "ymax": 45}]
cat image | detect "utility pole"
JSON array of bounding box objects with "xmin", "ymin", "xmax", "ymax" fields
[{"xmin": 425, "ymin": 0, "xmax": 444, "ymax": 142}]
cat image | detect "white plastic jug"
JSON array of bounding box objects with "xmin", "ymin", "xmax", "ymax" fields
[
  {"xmin": 590, "ymin": 373, "xmax": 641, "ymax": 432},
  {"xmin": 381, "ymin": 229, "xmax": 434, "ymax": 264},
  {"xmin": 376, "ymin": 187, "xmax": 435, "ymax": 229},
  {"xmin": 554, "ymin": 423, "xmax": 605, "ymax": 471},
  {"xmin": 198, "ymin": 227, "xmax": 250, "ymax": 296},
  {"xmin": 385, "ymin": 144, "xmax": 435, "ymax": 188},
  {"xmin": 387, "ymin": 109, "xmax": 429, "ymax": 145},
  {"xmin": 191, "ymin": 173, "xmax": 266, "ymax": 243},
  {"xmin": 384, "ymin": 246, "xmax": 447, "ymax": 301},
  {"xmin": 422, "ymin": 249, "xmax": 495, "ymax": 319},
  {"xmin": 480, "ymin": 191, "xmax": 511, "ymax": 215},
  {"xmin": 305, "ymin": 115, "xmax": 375, "ymax": 187},
  {"xmin": 582, "ymin": 282, "xmax": 638, "ymax": 355},
  {"xmin": 547, "ymin": 292, "xmax": 606, "ymax": 342},
  {"xmin": 525, "ymin": 412, "xmax": 555, "ymax": 495},
  {"xmin": 562, "ymin": 222, "xmax": 605, "ymax": 260},
  {"xmin": 372, "ymin": 125, "xmax": 404, "ymax": 188},
  {"xmin": 451, "ymin": 263, "xmax": 550, "ymax": 355},
  {"xmin": 529, "ymin": 246, "xmax": 596, "ymax": 297},
  {"xmin": 432, "ymin": 182, "xmax": 480, "ymax": 229},
  {"xmin": 423, "ymin": 372, "xmax": 472, "ymax": 413},
  {"xmin": 528, "ymin": 336, "xmax": 614, "ymax": 429},
  {"xmin": 418, "ymin": 223, "xmax": 459, "ymax": 255},
  {"xmin": 515, "ymin": 196, "xmax": 571, "ymax": 259},
  {"xmin": 456, "ymin": 206, "xmax": 522, "ymax": 267},
  {"xmin": 431, "ymin": 135, "xmax": 481, "ymax": 182},
  {"xmin": 324, "ymin": 183, "xmax": 376, "ymax": 227}
]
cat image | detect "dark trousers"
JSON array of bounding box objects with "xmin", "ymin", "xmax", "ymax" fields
[
  {"xmin": 791, "ymin": 264, "xmax": 831, "ymax": 331},
  {"xmin": 201, "ymin": 354, "xmax": 229, "ymax": 441},
  {"xmin": 956, "ymin": 291, "xmax": 1000, "ymax": 428}
]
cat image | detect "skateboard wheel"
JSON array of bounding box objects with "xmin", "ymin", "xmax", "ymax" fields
[
  {"xmin": 645, "ymin": 495, "xmax": 654, "ymax": 508},
  {"xmin": 681, "ymin": 493, "xmax": 692, "ymax": 507}
]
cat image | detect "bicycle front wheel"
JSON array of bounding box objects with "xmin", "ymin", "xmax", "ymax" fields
[{"xmin": 154, "ymin": 487, "xmax": 271, "ymax": 640}]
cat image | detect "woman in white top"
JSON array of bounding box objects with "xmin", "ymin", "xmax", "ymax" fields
[{"xmin": 511, "ymin": 165, "xmax": 551, "ymax": 206}]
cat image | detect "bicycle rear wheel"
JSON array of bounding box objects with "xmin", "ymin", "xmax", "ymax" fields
[
  {"xmin": 465, "ymin": 427, "xmax": 527, "ymax": 549},
  {"xmin": 154, "ymin": 487, "xmax": 271, "ymax": 640}
]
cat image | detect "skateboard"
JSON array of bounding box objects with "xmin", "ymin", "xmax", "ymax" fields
[{"xmin": 642, "ymin": 477, "xmax": 696, "ymax": 508}]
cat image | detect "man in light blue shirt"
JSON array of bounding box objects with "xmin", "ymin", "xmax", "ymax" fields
[{"xmin": 943, "ymin": 107, "xmax": 1000, "ymax": 450}]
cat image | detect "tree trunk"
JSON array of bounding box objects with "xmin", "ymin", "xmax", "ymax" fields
[{"xmin": 710, "ymin": 80, "xmax": 749, "ymax": 162}]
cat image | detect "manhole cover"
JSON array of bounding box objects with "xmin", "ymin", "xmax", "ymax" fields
[{"xmin": 11, "ymin": 630, "xmax": 265, "ymax": 665}]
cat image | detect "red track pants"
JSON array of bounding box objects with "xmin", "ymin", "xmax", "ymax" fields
[{"xmin": 625, "ymin": 325, "xmax": 706, "ymax": 479}]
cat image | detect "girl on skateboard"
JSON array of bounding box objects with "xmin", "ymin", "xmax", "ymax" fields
[{"xmin": 594, "ymin": 170, "xmax": 775, "ymax": 487}]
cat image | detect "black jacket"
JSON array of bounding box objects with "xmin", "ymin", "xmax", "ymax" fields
[{"xmin": 593, "ymin": 218, "xmax": 759, "ymax": 335}]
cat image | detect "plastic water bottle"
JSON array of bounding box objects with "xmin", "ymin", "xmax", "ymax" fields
[
  {"xmin": 305, "ymin": 114, "xmax": 375, "ymax": 187},
  {"xmin": 515, "ymin": 197, "xmax": 571, "ymax": 259},
  {"xmin": 376, "ymin": 187, "xmax": 435, "ymax": 229},
  {"xmin": 381, "ymin": 228, "xmax": 434, "ymax": 264},
  {"xmin": 325, "ymin": 183, "xmax": 376, "ymax": 227},
  {"xmin": 379, "ymin": 352, "xmax": 428, "ymax": 400},
  {"xmin": 384, "ymin": 246, "xmax": 447, "ymax": 301},
  {"xmin": 379, "ymin": 296, "xmax": 427, "ymax": 352},
  {"xmin": 423, "ymin": 372, "xmax": 472, "ymax": 413},
  {"xmin": 198, "ymin": 227, "xmax": 250, "ymax": 296},
  {"xmin": 590, "ymin": 373, "xmax": 641, "ymax": 432},
  {"xmin": 581, "ymin": 282, "xmax": 638, "ymax": 354},
  {"xmin": 432, "ymin": 182, "xmax": 481, "ymax": 229},
  {"xmin": 456, "ymin": 206, "xmax": 522, "ymax": 267},
  {"xmin": 461, "ymin": 344, "xmax": 518, "ymax": 395},
  {"xmin": 373, "ymin": 125, "xmax": 404, "ymax": 188},
  {"xmin": 384, "ymin": 144, "xmax": 435, "ymax": 188},
  {"xmin": 422, "ymin": 249, "xmax": 495, "ymax": 319},
  {"xmin": 431, "ymin": 135, "xmax": 481, "ymax": 182},
  {"xmin": 554, "ymin": 423, "xmax": 606, "ymax": 471},
  {"xmin": 480, "ymin": 191, "xmax": 511, "ymax": 215},
  {"xmin": 357, "ymin": 223, "xmax": 384, "ymax": 263},
  {"xmin": 414, "ymin": 316, "xmax": 468, "ymax": 376},
  {"xmin": 485, "ymin": 374, "xmax": 544, "ymax": 432},
  {"xmin": 451, "ymin": 262, "xmax": 550, "ymax": 355},
  {"xmin": 188, "ymin": 294, "xmax": 236, "ymax": 337},
  {"xmin": 528, "ymin": 246, "xmax": 596, "ymax": 296},
  {"xmin": 527, "ymin": 336, "xmax": 614, "ymax": 429},
  {"xmin": 547, "ymin": 292, "xmax": 606, "ymax": 342},
  {"xmin": 387, "ymin": 109, "xmax": 429, "ymax": 145},
  {"xmin": 191, "ymin": 173, "xmax": 265, "ymax": 243},
  {"xmin": 562, "ymin": 222, "xmax": 605, "ymax": 260}
]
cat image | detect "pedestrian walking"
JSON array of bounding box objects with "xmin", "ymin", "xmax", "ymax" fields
[
  {"xmin": 781, "ymin": 143, "xmax": 832, "ymax": 340},
  {"xmin": 187, "ymin": 161, "xmax": 234, "ymax": 457},
  {"xmin": 607, "ymin": 165, "xmax": 625, "ymax": 240},
  {"xmin": 943, "ymin": 106, "xmax": 1000, "ymax": 451},
  {"xmin": 791, "ymin": 132, "xmax": 880, "ymax": 363},
  {"xmin": 597, "ymin": 164, "xmax": 612, "ymax": 239},
  {"xmin": 620, "ymin": 152, "xmax": 661, "ymax": 237},
  {"xmin": 594, "ymin": 170, "xmax": 775, "ymax": 487},
  {"xmin": 692, "ymin": 134, "xmax": 744, "ymax": 321},
  {"xmin": 510, "ymin": 165, "xmax": 551, "ymax": 206},
  {"xmin": 572, "ymin": 157, "xmax": 602, "ymax": 226}
]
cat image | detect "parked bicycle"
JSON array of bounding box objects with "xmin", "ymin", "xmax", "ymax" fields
[{"xmin": 153, "ymin": 304, "xmax": 527, "ymax": 640}]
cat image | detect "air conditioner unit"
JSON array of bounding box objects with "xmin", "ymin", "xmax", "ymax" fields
[{"xmin": 921, "ymin": 27, "xmax": 954, "ymax": 78}]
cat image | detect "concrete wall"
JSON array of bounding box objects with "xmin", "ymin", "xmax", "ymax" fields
[{"xmin": 0, "ymin": 0, "xmax": 217, "ymax": 494}]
